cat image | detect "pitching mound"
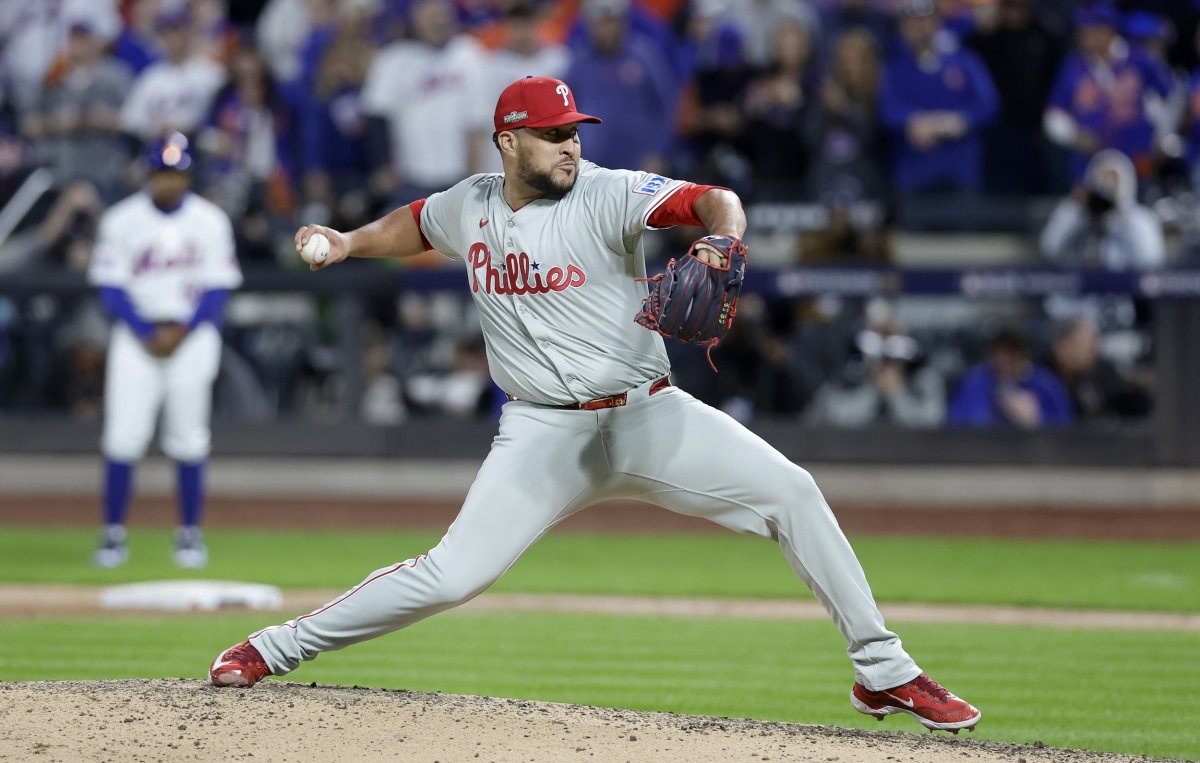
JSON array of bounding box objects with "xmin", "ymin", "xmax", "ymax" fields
[{"xmin": 0, "ymin": 680, "xmax": 1151, "ymax": 762}]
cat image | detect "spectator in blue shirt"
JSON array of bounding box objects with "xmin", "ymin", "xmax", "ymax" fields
[
  {"xmin": 299, "ymin": 0, "xmax": 379, "ymax": 229},
  {"xmin": 112, "ymin": 0, "xmax": 163, "ymax": 75},
  {"xmin": 682, "ymin": 0, "xmax": 746, "ymax": 74},
  {"xmin": 564, "ymin": 0, "xmax": 677, "ymax": 172},
  {"xmin": 567, "ymin": 0, "xmax": 691, "ymax": 89},
  {"xmin": 1044, "ymin": 4, "xmax": 1171, "ymax": 182},
  {"xmin": 878, "ymin": 0, "xmax": 999, "ymax": 193},
  {"xmin": 947, "ymin": 326, "xmax": 1074, "ymax": 429},
  {"xmin": 196, "ymin": 48, "xmax": 300, "ymax": 263}
]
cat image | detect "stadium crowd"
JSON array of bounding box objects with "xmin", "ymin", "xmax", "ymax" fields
[{"xmin": 0, "ymin": 0, "xmax": 1196, "ymax": 429}]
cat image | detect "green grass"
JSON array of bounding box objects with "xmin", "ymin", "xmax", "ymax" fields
[
  {"xmin": 3, "ymin": 526, "xmax": 1198, "ymax": 758},
  {"xmin": 0, "ymin": 611, "xmax": 1196, "ymax": 760},
  {"xmin": 1, "ymin": 527, "xmax": 1197, "ymax": 612}
]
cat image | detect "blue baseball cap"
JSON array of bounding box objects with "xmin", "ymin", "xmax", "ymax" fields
[{"xmin": 145, "ymin": 133, "xmax": 192, "ymax": 172}]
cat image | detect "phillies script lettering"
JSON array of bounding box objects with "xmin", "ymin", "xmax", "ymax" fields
[{"xmin": 470, "ymin": 243, "xmax": 586, "ymax": 295}]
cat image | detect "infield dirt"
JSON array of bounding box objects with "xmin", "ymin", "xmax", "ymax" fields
[
  {"xmin": 5, "ymin": 494, "xmax": 1200, "ymax": 540},
  {"xmin": 0, "ymin": 679, "xmax": 1175, "ymax": 763}
]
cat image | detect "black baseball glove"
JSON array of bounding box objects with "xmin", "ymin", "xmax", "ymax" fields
[{"xmin": 634, "ymin": 235, "xmax": 749, "ymax": 371}]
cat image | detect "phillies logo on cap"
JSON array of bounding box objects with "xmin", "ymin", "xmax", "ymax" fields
[{"xmin": 493, "ymin": 76, "xmax": 603, "ymax": 133}]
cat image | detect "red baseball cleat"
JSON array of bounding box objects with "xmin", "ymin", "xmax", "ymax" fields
[
  {"xmin": 209, "ymin": 640, "xmax": 271, "ymax": 688},
  {"xmin": 851, "ymin": 673, "xmax": 981, "ymax": 733}
]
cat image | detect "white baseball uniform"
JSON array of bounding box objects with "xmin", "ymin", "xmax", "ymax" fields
[
  {"xmin": 360, "ymin": 35, "xmax": 491, "ymax": 188},
  {"xmin": 120, "ymin": 56, "xmax": 226, "ymax": 140},
  {"xmin": 88, "ymin": 191, "xmax": 242, "ymax": 462},
  {"xmin": 249, "ymin": 161, "xmax": 922, "ymax": 692}
]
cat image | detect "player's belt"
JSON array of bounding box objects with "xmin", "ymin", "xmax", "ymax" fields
[{"xmin": 507, "ymin": 376, "xmax": 671, "ymax": 410}]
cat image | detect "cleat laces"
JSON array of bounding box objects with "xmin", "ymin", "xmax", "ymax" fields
[
  {"xmin": 224, "ymin": 643, "xmax": 267, "ymax": 672},
  {"xmin": 912, "ymin": 674, "xmax": 952, "ymax": 702}
]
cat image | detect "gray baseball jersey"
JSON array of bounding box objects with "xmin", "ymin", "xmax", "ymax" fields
[
  {"xmin": 247, "ymin": 161, "xmax": 922, "ymax": 695},
  {"xmin": 420, "ymin": 161, "xmax": 681, "ymax": 405}
]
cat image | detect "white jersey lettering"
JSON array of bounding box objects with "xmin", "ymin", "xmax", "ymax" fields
[{"xmin": 469, "ymin": 245, "xmax": 587, "ymax": 296}]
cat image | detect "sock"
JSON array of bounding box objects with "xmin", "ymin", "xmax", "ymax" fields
[
  {"xmin": 102, "ymin": 460, "xmax": 134, "ymax": 527},
  {"xmin": 177, "ymin": 460, "xmax": 206, "ymax": 528}
]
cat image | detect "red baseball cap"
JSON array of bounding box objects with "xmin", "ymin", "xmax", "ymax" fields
[{"xmin": 493, "ymin": 76, "xmax": 602, "ymax": 133}]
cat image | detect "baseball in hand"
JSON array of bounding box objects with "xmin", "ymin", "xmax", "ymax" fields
[{"xmin": 299, "ymin": 232, "xmax": 330, "ymax": 265}]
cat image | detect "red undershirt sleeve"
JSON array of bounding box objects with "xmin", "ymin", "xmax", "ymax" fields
[
  {"xmin": 407, "ymin": 198, "xmax": 434, "ymax": 251},
  {"xmin": 645, "ymin": 183, "xmax": 731, "ymax": 229}
]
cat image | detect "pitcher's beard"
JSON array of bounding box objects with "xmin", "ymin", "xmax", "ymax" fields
[{"xmin": 517, "ymin": 155, "xmax": 577, "ymax": 199}]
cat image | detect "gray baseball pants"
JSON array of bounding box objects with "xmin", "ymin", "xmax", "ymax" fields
[{"xmin": 250, "ymin": 380, "xmax": 922, "ymax": 691}]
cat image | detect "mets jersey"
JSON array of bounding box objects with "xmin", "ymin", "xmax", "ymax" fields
[
  {"xmin": 361, "ymin": 36, "xmax": 490, "ymax": 188},
  {"xmin": 120, "ymin": 57, "xmax": 226, "ymax": 139},
  {"xmin": 418, "ymin": 161, "xmax": 687, "ymax": 406},
  {"xmin": 88, "ymin": 192, "xmax": 242, "ymax": 322}
]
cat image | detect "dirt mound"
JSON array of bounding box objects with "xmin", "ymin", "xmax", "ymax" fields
[{"xmin": 0, "ymin": 680, "xmax": 1167, "ymax": 763}]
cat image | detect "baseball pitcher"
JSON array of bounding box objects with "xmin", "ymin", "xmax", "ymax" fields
[
  {"xmin": 210, "ymin": 77, "xmax": 980, "ymax": 733},
  {"xmin": 88, "ymin": 133, "xmax": 242, "ymax": 569}
]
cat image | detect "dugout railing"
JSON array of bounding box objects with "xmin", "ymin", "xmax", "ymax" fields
[{"xmin": 1, "ymin": 264, "xmax": 1199, "ymax": 466}]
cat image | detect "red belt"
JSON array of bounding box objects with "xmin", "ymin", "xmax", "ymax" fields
[{"xmin": 507, "ymin": 376, "xmax": 671, "ymax": 410}]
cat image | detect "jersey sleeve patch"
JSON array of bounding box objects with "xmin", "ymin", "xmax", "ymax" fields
[{"xmin": 633, "ymin": 174, "xmax": 670, "ymax": 196}]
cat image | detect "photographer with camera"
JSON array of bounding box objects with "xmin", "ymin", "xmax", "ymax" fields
[
  {"xmin": 1039, "ymin": 148, "xmax": 1165, "ymax": 270},
  {"xmin": 805, "ymin": 306, "xmax": 946, "ymax": 429}
]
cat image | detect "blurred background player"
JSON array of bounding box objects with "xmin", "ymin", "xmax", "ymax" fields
[{"xmin": 86, "ymin": 133, "xmax": 242, "ymax": 568}]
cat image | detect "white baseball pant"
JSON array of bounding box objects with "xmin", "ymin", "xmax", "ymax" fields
[{"xmin": 101, "ymin": 322, "xmax": 221, "ymax": 463}]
